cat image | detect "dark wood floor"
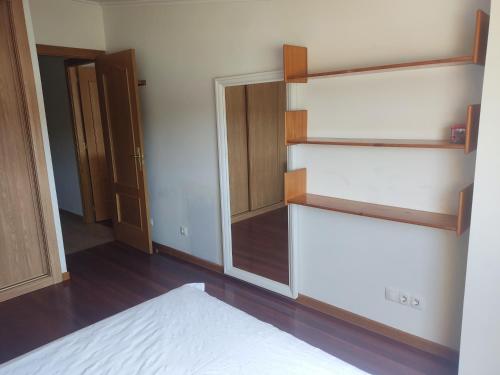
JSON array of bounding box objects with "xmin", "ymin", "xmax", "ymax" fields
[
  {"xmin": 232, "ymin": 207, "xmax": 289, "ymax": 284},
  {"xmin": 0, "ymin": 242, "xmax": 456, "ymax": 374}
]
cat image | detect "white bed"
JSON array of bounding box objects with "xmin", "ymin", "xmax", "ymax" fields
[{"xmin": 0, "ymin": 284, "xmax": 368, "ymax": 374}]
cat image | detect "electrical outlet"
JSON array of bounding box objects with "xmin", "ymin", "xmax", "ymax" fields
[
  {"xmin": 399, "ymin": 292, "xmax": 410, "ymax": 305},
  {"xmin": 385, "ymin": 287, "xmax": 399, "ymax": 302},
  {"xmin": 410, "ymin": 296, "xmax": 423, "ymax": 310},
  {"xmin": 180, "ymin": 226, "xmax": 188, "ymax": 236},
  {"xmin": 386, "ymin": 287, "xmax": 423, "ymax": 311}
]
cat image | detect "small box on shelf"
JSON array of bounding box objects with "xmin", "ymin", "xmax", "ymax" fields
[{"xmin": 450, "ymin": 125, "xmax": 466, "ymax": 145}]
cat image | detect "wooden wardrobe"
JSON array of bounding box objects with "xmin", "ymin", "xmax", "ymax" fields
[
  {"xmin": 0, "ymin": 0, "xmax": 62, "ymax": 302},
  {"xmin": 225, "ymin": 81, "xmax": 287, "ymax": 222}
]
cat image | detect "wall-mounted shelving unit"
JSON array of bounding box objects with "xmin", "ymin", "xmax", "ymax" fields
[
  {"xmin": 282, "ymin": 9, "xmax": 489, "ymax": 237},
  {"xmin": 285, "ymin": 169, "xmax": 473, "ymax": 236},
  {"xmin": 284, "ymin": 10, "xmax": 489, "ymax": 83},
  {"xmin": 285, "ymin": 105, "xmax": 481, "ymax": 153}
]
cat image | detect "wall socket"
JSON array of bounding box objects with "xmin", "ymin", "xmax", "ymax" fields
[
  {"xmin": 385, "ymin": 287, "xmax": 423, "ymax": 310},
  {"xmin": 180, "ymin": 226, "xmax": 188, "ymax": 236},
  {"xmin": 410, "ymin": 296, "xmax": 423, "ymax": 310}
]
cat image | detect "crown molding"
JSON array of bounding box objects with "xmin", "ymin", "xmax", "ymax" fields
[
  {"xmin": 73, "ymin": 0, "xmax": 270, "ymax": 8},
  {"xmin": 71, "ymin": 0, "xmax": 102, "ymax": 6}
]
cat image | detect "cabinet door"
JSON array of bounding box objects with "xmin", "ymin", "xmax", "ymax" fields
[
  {"xmin": 225, "ymin": 85, "xmax": 250, "ymax": 216},
  {"xmin": 246, "ymin": 81, "xmax": 286, "ymax": 210}
]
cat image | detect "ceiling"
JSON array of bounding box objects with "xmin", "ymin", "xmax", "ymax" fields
[
  {"xmin": 82, "ymin": 0, "xmax": 269, "ymax": 7},
  {"xmin": 90, "ymin": 0, "xmax": 155, "ymax": 2}
]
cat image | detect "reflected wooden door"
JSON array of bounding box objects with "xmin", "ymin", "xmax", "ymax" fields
[
  {"xmin": 95, "ymin": 50, "xmax": 152, "ymax": 253},
  {"xmin": 0, "ymin": 0, "xmax": 61, "ymax": 301},
  {"xmin": 225, "ymin": 85, "xmax": 250, "ymax": 216},
  {"xmin": 77, "ymin": 66, "xmax": 112, "ymax": 222},
  {"xmin": 246, "ymin": 81, "xmax": 286, "ymax": 210}
]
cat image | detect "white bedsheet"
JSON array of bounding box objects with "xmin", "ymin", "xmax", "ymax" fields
[{"xmin": 0, "ymin": 284, "xmax": 369, "ymax": 374}]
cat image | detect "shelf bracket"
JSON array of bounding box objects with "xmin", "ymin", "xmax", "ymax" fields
[
  {"xmin": 457, "ymin": 184, "xmax": 474, "ymax": 235},
  {"xmin": 472, "ymin": 10, "xmax": 490, "ymax": 65},
  {"xmin": 284, "ymin": 169, "xmax": 306, "ymax": 205},
  {"xmin": 285, "ymin": 110, "xmax": 308, "ymax": 145},
  {"xmin": 283, "ymin": 45, "xmax": 308, "ymax": 83},
  {"xmin": 465, "ymin": 104, "xmax": 481, "ymax": 154}
]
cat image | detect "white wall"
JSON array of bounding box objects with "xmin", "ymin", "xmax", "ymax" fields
[
  {"xmin": 292, "ymin": 65, "xmax": 482, "ymax": 348},
  {"xmin": 29, "ymin": 0, "xmax": 105, "ymax": 50},
  {"xmin": 101, "ymin": 0, "xmax": 489, "ymax": 348},
  {"xmin": 39, "ymin": 56, "xmax": 83, "ymax": 216},
  {"xmin": 459, "ymin": 1, "xmax": 500, "ymax": 373}
]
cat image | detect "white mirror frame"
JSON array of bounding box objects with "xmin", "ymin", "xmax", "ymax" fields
[{"xmin": 215, "ymin": 71, "xmax": 299, "ymax": 299}]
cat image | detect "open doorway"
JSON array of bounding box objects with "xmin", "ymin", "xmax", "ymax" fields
[
  {"xmin": 38, "ymin": 54, "xmax": 113, "ymax": 254},
  {"xmin": 37, "ymin": 45, "xmax": 153, "ymax": 257}
]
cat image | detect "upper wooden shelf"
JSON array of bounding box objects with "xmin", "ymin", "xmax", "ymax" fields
[
  {"xmin": 284, "ymin": 10, "xmax": 489, "ymax": 83},
  {"xmin": 284, "ymin": 169, "xmax": 473, "ymax": 235},
  {"xmin": 285, "ymin": 105, "xmax": 481, "ymax": 153}
]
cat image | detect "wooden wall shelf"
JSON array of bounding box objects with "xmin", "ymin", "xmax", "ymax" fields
[
  {"xmin": 284, "ymin": 169, "xmax": 473, "ymax": 235},
  {"xmin": 285, "ymin": 105, "xmax": 481, "ymax": 153},
  {"xmin": 284, "ymin": 10, "xmax": 489, "ymax": 83}
]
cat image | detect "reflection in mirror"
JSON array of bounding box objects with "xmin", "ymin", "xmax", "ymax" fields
[{"xmin": 225, "ymin": 81, "xmax": 289, "ymax": 285}]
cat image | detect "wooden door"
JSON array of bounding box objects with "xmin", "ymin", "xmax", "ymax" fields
[
  {"xmin": 0, "ymin": 0, "xmax": 61, "ymax": 301},
  {"xmin": 225, "ymin": 85, "xmax": 250, "ymax": 216},
  {"xmin": 78, "ymin": 66, "xmax": 112, "ymax": 221},
  {"xmin": 246, "ymin": 81, "xmax": 287, "ymax": 210},
  {"xmin": 95, "ymin": 50, "xmax": 152, "ymax": 253},
  {"xmin": 67, "ymin": 66, "xmax": 95, "ymax": 224}
]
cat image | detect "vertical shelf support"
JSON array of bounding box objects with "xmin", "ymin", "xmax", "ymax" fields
[
  {"xmin": 285, "ymin": 110, "xmax": 308, "ymax": 145},
  {"xmin": 472, "ymin": 10, "xmax": 490, "ymax": 65},
  {"xmin": 285, "ymin": 168, "xmax": 306, "ymax": 205},
  {"xmin": 457, "ymin": 184, "xmax": 474, "ymax": 235},
  {"xmin": 284, "ymin": 45, "xmax": 308, "ymax": 83},
  {"xmin": 465, "ymin": 104, "xmax": 481, "ymax": 154}
]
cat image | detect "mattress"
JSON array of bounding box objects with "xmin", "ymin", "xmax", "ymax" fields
[{"xmin": 0, "ymin": 283, "xmax": 368, "ymax": 374}]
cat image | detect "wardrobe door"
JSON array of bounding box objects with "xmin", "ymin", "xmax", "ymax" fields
[
  {"xmin": 0, "ymin": 0, "xmax": 61, "ymax": 301},
  {"xmin": 246, "ymin": 81, "xmax": 286, "ymax": 210},
  {"xmin": 225, "ymin": 85, "xmax": 250, "ymax": 216}
]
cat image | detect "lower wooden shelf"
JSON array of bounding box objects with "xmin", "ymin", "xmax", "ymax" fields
[
  {"xmin": 288, "ymin": 193, "xmax": 458, "ymax": 231},
  {"xmin": 285, "ymin": 169, "xmax": 473, "ymax": 235}
]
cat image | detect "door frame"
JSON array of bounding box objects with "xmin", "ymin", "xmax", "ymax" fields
[
  {"xmin": 36, "ymin": 44, "xmax": 105, "ymax": 60},
  {"xmin": 215, "ymin": 71, "xmax": 299, "ymax": 299},
  {"xmin": 0, "ymin": 0, "xmax": 62, "ymax": 302}
]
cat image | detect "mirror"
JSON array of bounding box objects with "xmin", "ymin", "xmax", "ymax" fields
[{"xmin": 225, "ymin": 81, "xmax": 289, "ymax": 285}]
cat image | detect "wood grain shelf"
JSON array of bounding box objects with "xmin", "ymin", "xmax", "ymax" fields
[
  {"xmin": 284, "ymin": 169, "xmax": 473, "ymax": 235},
  {"xmin": 284, "ymin": 10, "xmax": 489, "ymax": 83},
  {"xmin": 285, "ymin": 105, "xmax": 481, "ymax": 153},
  {"xmin": 288, "ymin": 137, "xmax": 464, "ymax": 149}
]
